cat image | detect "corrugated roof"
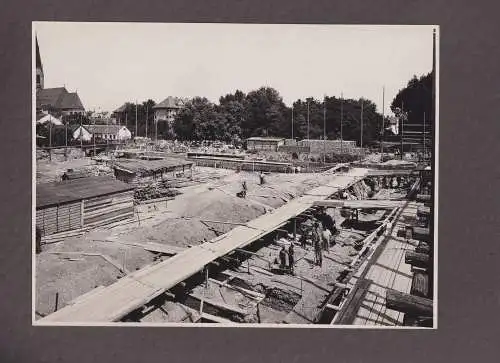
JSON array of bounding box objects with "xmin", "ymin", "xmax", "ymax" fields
[
  {"xmin": 114, "ymin": 158, "xmax": 193, "ymax": 175},
  {"xmin": 36, "ymin": 176, "xmax": 134, "ymax": 208},
  {"xmin": 153, "ymin": 96, "xmax": 183, "ymax": 109}
]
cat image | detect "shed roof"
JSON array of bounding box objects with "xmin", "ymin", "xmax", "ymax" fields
[
  {"xmin": 246, "ymin": 137, "xmax": 285, "ymax": 142},
  {"xmin": 36, "ymin": 176, "xmax": 134, "ymax": 208},
  {"xmin": 113, "ymin": 158, "xmax": 193, "ymax": 175}
]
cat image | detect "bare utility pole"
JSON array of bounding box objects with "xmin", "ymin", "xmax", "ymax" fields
[
  {"xmin": 360, "ymin": 99, "xmax": 364, "ymax": 161},
  {"xmin": 423, "ymin": 111, "xmax": 426, "ymax": 161},
  {"xmin": 135, "ymin": 100, "xmax": 138, "ymax": 139},
  {"xmin": 340, "ymin": 92, "xmax": 344, "ymax": 154},
  {"xmin": 307, "ymin": 100, "xmax": 310, "ymax": 140},
  {"xmin": 400, "ymin": 101, "xmax": 404, "ymax": 160},
  {"xmin": 93, "ymin": 115, "xmax": 96, "ymax": 158},
  {"xmin": 65, "ymin": 116, "xmax": 68, "ymax": 148},
  {"xmin": 323, "ymin": 95, "xmax": 326, "ymax": 163},
  {"xmin": 145, "ymin": 104, "xmax": 149, "ymax": 140},
  {"xmin": 79, "ymin": 113, "xmax": 83, "ymax": 150},
  {"xmin": 381, "ymin": 86, "xmax": 385, "ymax": 158}
]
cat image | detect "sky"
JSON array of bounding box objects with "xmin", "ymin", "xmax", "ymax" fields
[{"xmin": 34, "ymin": 22, "xmax": 436, "ymax": 116}]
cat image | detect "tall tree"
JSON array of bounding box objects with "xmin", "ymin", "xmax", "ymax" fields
[
  {"xmin": 244, "ymin": 87, "xmax": 288, "ymax": 138},
  {"xmin": 391, "ymin": 72, "xmax": 433, "ymax": 129}
]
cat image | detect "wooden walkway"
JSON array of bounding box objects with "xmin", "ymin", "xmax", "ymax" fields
[
  {"xmin": 39, "ymin": 168, "xmax": 369, "ymax": 323},
  {"xmin": 338, "ymin": 202, "xmax": 420, "ymax": 326}
]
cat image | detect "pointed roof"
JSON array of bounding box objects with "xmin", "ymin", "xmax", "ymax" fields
[
  {"xmin": 153, "ymin": 96, "xmax": 183, "ymax": 109},
  {"xmin": 36, "ymin": 87, "xmax": 85, "ymax": 110},
  {"xmin": 60, "ymin": 92, "xmax": 84, "ymax": 110},
  {"xmin": 113, "ymin": 103, "xmax": 127, "ymax": 113},
  {"xmin": 36, "ymin": 37, "xmax": 43, "ymax": 70}
]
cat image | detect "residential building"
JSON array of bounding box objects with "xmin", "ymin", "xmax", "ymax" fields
[
  {"xmin": 35, "ymin": 37, "xmax": 85, "ymax": 116},
  {"xmin": 73, "ymin": 125, "xmax": 132, "ymax": 142},
  {"xmin": 153, "ymin": 96, "xmax": 185, "ymax": 126},
  {"xmin": 36, "ymin": 87, "xmax": 85, "ymax": 116},
  {"xmin": 112, "ymin": 103, "xmax": 128, "ymax": 125}
]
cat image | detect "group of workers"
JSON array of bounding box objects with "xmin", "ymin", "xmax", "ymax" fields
[
  {"xmin": 277, "ymin": 207, "xmax": 338, "ymax": 272},
  {"xmin": 309, "ymin": 207, "xmax": 338, "ymax": 267},
  {"xmin": 238, "ymin": 171, "xmax": 266, "ymax": 198}
]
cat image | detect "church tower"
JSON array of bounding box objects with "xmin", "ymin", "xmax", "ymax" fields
[{"xmin": 36, "ymin": 37, "xmax": 44, "ymax": 90}]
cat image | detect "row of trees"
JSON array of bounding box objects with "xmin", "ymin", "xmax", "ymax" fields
[
  {"xmin": 172, "ymin": 87, "xmax": 387, "ymax": 146},
  {"xmin": 45, "ymin": 71, "xmax": 431, "ymax": 146}
]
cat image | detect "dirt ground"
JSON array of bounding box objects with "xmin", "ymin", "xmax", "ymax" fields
[{"xmin": 35, "ymin": 166, "xmax": 345, "ymax": 317}]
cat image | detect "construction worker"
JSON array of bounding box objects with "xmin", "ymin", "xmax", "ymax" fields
[
  {"xmin": 313, "ymin": 221, "xmax": 323, "ymax": 267},
  {"xmin": 288, "ymin": 244, "xmax": 295, "ymax": 274},
  {"xmin": 279, "ymin": 246, "xmax": 287, "ymax": 270},
  {"xmin": 322, "ymin": 227, "xmax": 332, "ymax": 252},
  {"xmin": 299, "ymin": 224, "xmax": 308, "ymax": 249}
]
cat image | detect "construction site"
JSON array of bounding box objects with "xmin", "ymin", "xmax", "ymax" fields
[
  {"xmin": 33, "ymin": 23, "xmax": 437, "ymax": 328},
  {"xmin": 34, "ymin": 140, "xmax": 435, "ymax": 327}
]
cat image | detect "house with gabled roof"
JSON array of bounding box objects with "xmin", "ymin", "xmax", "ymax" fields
[
  {"xmin": 35, "ymin": 36, "xmax": 85, "ymax": 116},
  {"xmin": 153, "ymin": 96, "xmax": 185, "ymax": 125}
]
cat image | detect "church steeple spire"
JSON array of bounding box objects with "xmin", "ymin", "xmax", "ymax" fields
[{"xmin": 36, "ymin": 36, "xmax": 44, "ymax": 89}]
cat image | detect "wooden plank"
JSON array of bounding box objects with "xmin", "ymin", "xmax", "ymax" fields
[
  {"xmin": 39, "ymin": 168, "xmax": 370, "ymax": 323},
  {"xmin": 201, "ymin": 312, "xmax": 233, "ymax": 324},
  {"xmin": 84, "ymin": 201, "xmax": 134, "ymax": 219},
  {"xmin": 107, "ymin": 240, "xmax": 186, "ymax": 255},
  {"xmin": 84, "ymin": 206, "xmax": 135, "ymax": 225},
  {"xmin": 334, "ymin": 278, "xmax": 372, "ymax": 324},
  {"xmin": 208, "ymin": 278, "xmax": 265, "ymax": 300},
  {"xmin": 189, "ymin": 294, "xmax": 247, "ymax": 316}
]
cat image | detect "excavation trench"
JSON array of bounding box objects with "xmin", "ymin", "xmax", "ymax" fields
[{"xmin": 119, "ymin": 174, "xmax": 418, "ymax": 324}]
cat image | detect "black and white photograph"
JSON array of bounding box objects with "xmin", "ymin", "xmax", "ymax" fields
[{"xmin": 33, "ymin": 22, "xmax": 438, "ymax": 327}]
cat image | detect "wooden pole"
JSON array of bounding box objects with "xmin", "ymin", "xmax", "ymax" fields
[
  {"xmin": 340, "ymin": 93, "xmax": 343, "ymax": 154},
  {"xmin": 360, "ymin": 99, "xmax": 364, "ymax": 161},
  {"xmin": 423, "ymin": 111, "xmax": 426, "ymax": 161},
  {"xmin": 323, "ymin": 95, "xmax": 326, "ymax": 163},
  {"xmin": 381, "ymin": 86, "xmax": 385, "ymax": 158},
  {"xmin": 205, "ymin": 265, "xmax": 209, "ymax": 288},
  {"xmin": 307, "ymin": 100, "xmax": 310, "ymax": 140},
  {"xmin": 80, "ymin": 113, "xmax": 83, "ymax": 150},
  {"xmin": 400, "ymin": 101, "xmax": 404, "ymax": 160},
  {"xmin": 145, "ymin": 104, "xmax": 148, "ymax": 141},
  {"xmin": 54, "ymin": 292, "xmax": 59, "ymax": 312},
  {"xmin": 293, "ymin": 217, "xmax": 297, "ymax": 241},
  {"xmin": 93, "ymin": 116, "xmax": 96, "ymax": 157}
]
